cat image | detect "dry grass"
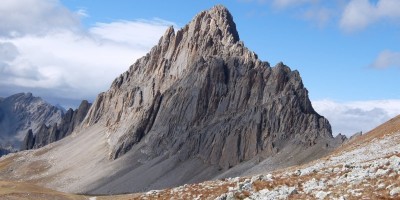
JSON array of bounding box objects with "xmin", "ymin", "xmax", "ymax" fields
[
  {"xmin": 335, "ymin": 114, "xmax": 400, "ymax": 154},
  {"xmin": 0, "ymin": 180, "xmax": 86, "ymax": 200},
  {"xmin": 0, "ymin": 155, "xmax": 16, "ymax": 172},
  {"xmin": 19, "ymin": 160, "xmax": 50, "ymax": 177}
]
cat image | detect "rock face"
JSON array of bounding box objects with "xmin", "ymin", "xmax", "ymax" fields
[
  {"xmin": 21, "ymin": 100, "xmax": 91, "ymax": 150},
  {"xmin": 85, "ymin": 5, "xmax": 332, "ymax": 168},
  {"xmin": 0, "ymin": 93, "xmax": 63, "ymax": 151}
]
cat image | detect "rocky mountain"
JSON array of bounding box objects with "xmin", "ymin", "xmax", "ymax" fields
[
  {"xmin": 85, "ymin": 4, "xmax": 333, "ymax": 163},
  {"xmin": 0, "ymin": 5, "xmax": 342, "ymax": 195},
  {"xmin": 0, "ymin": 93, "xmax": 63, "ymax": 151},
  {"xmin": 21, "ymin": 100, "xmax": 91, "ymax": 150}
]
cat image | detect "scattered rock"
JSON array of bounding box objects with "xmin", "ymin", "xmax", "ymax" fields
[
  {"xmin": 314, "ymin": 190, "xmax": 330, "ymax": 200},
  {"xmin": 390, "ymin": 187, "xmax": 400, "ymax": 196}
]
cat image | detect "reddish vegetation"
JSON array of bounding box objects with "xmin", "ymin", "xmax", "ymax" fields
[{"xmin": 336, "ymin": 114, "xmax": 400, "ymax": 154}]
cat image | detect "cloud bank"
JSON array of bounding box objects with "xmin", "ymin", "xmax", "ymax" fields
[
  {"xmin": 312, "ymin": 99, "xmax": 400, "ymax": 137},
  {"xmin": 340, "ymin": 0, "xmax": 400, "ymax": 32},
  {"xmin": 0, "ymin": 0, "xmax": 175, "ymax": 108},
  {"xmin": 0, "ymin": 0, "xmax": 80, "ymax": 37}
]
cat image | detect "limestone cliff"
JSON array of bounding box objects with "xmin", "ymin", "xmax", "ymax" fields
[{"xmin": 84, "ymin": 5, "xmax": 332, "ymax": 169}]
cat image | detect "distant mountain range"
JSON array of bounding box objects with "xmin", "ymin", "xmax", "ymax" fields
[
  {"xmin": 0, "ymin": 93, "xmax": 63, "ymax": 153},
  {"xmin": 0, "ymin": 93, "xmax": 91, "ymax": 156},
  {"xmin": 21, "ymin": 100, "xmax": 91, "ymax": 150}
]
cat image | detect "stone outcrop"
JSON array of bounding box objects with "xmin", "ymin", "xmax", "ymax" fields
[
  {"xmin": 0, "ymin": 93, "xmax": 63, "ymax": 151},
  {"xmin": 84, "ymin": 5, "xmax": 333, "ymax": 169},
  {"xmin": 21, "ymin": 100, "xmax": 91, "ymax": 150}
]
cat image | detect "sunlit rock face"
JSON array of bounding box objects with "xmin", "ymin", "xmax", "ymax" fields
[{"xmin": 85, "ymin": 5, "xmax": 333, "ymax": 169}]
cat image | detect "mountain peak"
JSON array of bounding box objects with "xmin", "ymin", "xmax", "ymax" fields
[{"xmin": 188, "ymin": 5, "xmax": 240, "ymax": 45}]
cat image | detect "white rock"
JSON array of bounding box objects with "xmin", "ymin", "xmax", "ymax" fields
[
  {"xmin": 390, "ymin": 187, "xmax": 400, "ymax": 196},
  {"xmin": 314, "ymin": 191, "xmax": 330, "ymax": 200},
  {"xmin": 389, "ymin": 155, "xmax": 400, "ymax": 169},
  {"xmin": 256, "ymin": 173, "xmax": 272, "ymax": 182},
  {"xmin": 333, "ymin": 167, "xmax": 341, "ymax": 173},
  {"xmin": 348, "ymin": 189, "xmax": 362, "ymax": 197},
  {"xmin": 247, "ymin": 186, "xmax": 295, "ymax": 200},
  {"xmin": 241, "ymin": 182, "xmax": 253, "ymax": 191},
  {"xmin": 386, "ymin": 184, "xmax": 396, "ymax": 190},
  {"xmin": 145, "ymin": 190, "xmax": 159, "ymax": 195},
  {"xmin": 375, "ymin": 169, "xmax": 389, "ymax": 176},
  {"xmin": 251, "ymin": 175, "xmax": 263, "ymax": 183},
  {"xmin": 215, "ymin": 192, "xmax": 236, "ymax": 200},
  {"xmin": 303, "ymin": 178, "xmax": 325, "ymax": 194},
  {"xmin": 377, "ymin": 183, "xmax": 386, "ymax": 189},
  {"xmin": 232, "ymin": 177, "xmax": 240, "ymax": 183}
]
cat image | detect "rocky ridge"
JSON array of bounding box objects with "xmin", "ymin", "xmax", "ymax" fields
[
  {"xmin": 0, "ymin": 93, "xmax": 63, "ymax": 150},
  {"xmin": 21, "ymin": 100, "xmax": 91, "ymax": 150}
]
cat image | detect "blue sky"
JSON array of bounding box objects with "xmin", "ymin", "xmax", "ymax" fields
[
  {"xmin": 0, "ymin": 0, "xmax": 399, "ymax": 136},
  {"xmin": 59, "ymin": 0, "xmax": 400, "ymax": 101}
]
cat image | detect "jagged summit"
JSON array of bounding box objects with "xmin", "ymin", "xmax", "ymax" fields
[
  {"xmin": 162, "ymin": 5, "xmax": 239, "ymax": 46},
  {"xmin": 192, "ymin": 4, "xmax": 240, "ymax": 42}
]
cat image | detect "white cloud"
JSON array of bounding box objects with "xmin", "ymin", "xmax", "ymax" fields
[
  {"xmin": 0, "ymin": 0, "xmax": 175, "ymax": 108},
  {"xmin": 237, "ymin": 0, "xmax": 268, "ymax": 4},
  {"xmin": 238, "ymin": 0, "xmax": 318, "ymax": 8},
  {"xmin": 303, "ymin": 7, "xmax": 332, "ymax": 27},
  {"xmin": 312, "ymin": 99, "xmax": 400, "ymax": 137},
  {"xmin": 76, "ymin": 9, "xmax": 89, "ymax": 18},
  {"xmin": 272, "ymin": 0, "xmax": 318, "ymax": 8},
  {"xmin": 371, "ymin": 50, "xmax": 400, "ymax": 69},
  {"xmin": 0, "ymin": 42, "xmax": 19, "ymax": 61},
  {"xmin": 0, "ymin": 0, "xmax": 81, "ymax": 37},
  {"xmin": 90, "ymin": 19, "xmax": 176, "ymax": 49},
  {"xmin": 340, "ymin": 0, "xmax": 400, "ymax": 32}
]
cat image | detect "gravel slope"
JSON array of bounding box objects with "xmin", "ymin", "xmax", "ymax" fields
[{"xmin": 131, "ymin": 115, "xmax": 400, "ymax": 199}]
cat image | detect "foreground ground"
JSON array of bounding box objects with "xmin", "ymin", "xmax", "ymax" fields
[{"xmin": 1, "ymin": 115, "xmax": 400, "ymax": 199}]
